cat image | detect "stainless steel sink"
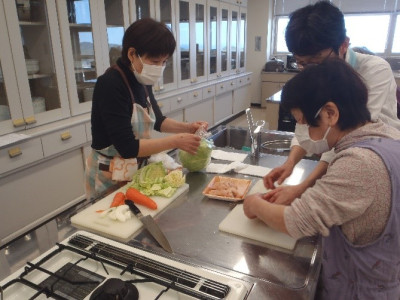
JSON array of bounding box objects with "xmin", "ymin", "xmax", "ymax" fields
[{"xmin": 209, "ymin": 125, "xmax": 295, "ymax": 156}]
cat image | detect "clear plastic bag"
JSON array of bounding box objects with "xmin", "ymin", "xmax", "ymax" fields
[{"xmin": 178, "ymin": 127, "xmax": 214, "ymax": 172}]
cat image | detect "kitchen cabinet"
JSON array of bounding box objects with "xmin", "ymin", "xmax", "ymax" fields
[
  {"xmin": 57, "ymin": 0, "xmax": 110, "ymax": 116},
  {"xmin": 207, "ymin": 0, "xmax": 247, "ymax": 81},
  {"xmin": 214, "ymin": 91, "xmax": 233, "ymax": 124},
  {"xmin": 233, "ymin": 74, "xmax": 251, "ymax": 114},
  {"xmin": 261, "ymin": 72, "xmax": 295, "ymax": 108},
  {"xmin": 1, "ymin": 0, "xmax": 70, "ymax": 134},
  {"xmin": 185, "ymin": 97, "xmax": 214, "ymax": 126},
  {"xmin": 153, "ymin": 0, "xmax": 178, "ymax": 92},
  {"xmin": 0, "ymin": 148, "xmax": 85, "ymax": 246},
  {"xmin": 176, "ymin": 0, "xmax": 207, "ymax": 87}
]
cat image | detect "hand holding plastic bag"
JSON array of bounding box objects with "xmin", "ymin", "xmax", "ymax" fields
[{"xmin": 178, "ymin": 126, "xmax": 213, "ymax": 172}]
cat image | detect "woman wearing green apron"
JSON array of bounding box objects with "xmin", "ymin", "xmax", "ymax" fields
[{"xmin": 85, "ymin": 18, "xmax": 207, "ymax": 201}]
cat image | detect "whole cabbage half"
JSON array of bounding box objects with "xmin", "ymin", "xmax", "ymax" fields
[{"xmin": 178, "ymin": 138, "xmax": 213, "ymax": 172}]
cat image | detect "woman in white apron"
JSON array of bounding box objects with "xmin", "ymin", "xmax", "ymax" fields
[{"xmin": 85, "ymin": 18, "xmax": 207, "ymax": 201}]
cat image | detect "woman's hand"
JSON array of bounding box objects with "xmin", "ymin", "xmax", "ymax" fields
[
  {"xmin": 262, "ymin": 184, "xmax": 304, "ymax": 205},
  {"xmin": 174, "ymin": 133, "xmax": 201, "ymax": 155},
  {"xmin": 243, "ymin": 193, "xmax": 264, "ymax": 219},
  {"xmin": 263, "ymin": 161, "xmax": 295, "ymax": 189},
  {"xmin": 188, "ymin": 121, "xmax": 209, "ymax": 134}
]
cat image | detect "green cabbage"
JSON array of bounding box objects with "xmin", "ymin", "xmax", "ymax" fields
[
  {"xmin": 129, "ymin": 162, "xmax": 185, "ymax": 197},
  {"xmin": 179, "ymin": 139, "xmax": 213, "ymax": 172}
]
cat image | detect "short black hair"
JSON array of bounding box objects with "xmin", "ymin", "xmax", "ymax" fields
[
  {"xmin": 285, "ymin": 1, "xmax": 346, "ymax": 56},
  {"xmin": 121, "ymin": 18, "xmax": 176, "ymax": 65},
  {"xmin": 281, "ymin": 58, "xmax": 371, "ymax": 130}
]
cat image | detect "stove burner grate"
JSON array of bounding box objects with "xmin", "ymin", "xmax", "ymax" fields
[{"xmin": 68, "ymin": 234, "xmax": 231, "ymax": 299}]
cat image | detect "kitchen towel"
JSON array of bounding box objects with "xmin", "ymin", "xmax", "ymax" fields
[
  {"xmin": 211, "ymin": 150, "xmax": 247, "ymax": 162},
  {"xmin": 206, "ymin": 161, "xmax": 247, "ymax": 174},
  {"xmin": 236, "ymin": 165, "xmax": 272, "ymax": 177},
  {"xmin": 206, "ymin": 161, "xmax": 271, "ymax": 177}
]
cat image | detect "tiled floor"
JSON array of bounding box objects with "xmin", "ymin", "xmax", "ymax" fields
[{"xmin": 227, "ymin": 107, "xmax": 268, "ymax": 129}]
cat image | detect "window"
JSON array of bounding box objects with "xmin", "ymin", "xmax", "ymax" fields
[
  {"xmin": 393, "ymin": 15, "xmax": 400, "ymax": 53},
  {"xmin": 344, "ymin": 14, "xmax": 390, "ymax": 54},
  {"xmin": 273, "ymin": 1, "xmax": 400, "ymax": 57}
]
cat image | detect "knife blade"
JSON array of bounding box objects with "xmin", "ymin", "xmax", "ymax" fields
[{"xmin": 125, "ymin": 200, "xmax": 173, "ymax": 253}]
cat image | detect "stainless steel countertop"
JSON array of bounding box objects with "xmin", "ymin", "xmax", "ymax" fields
[{"xmin": 1, "ymin": 150, "xmax": 321, "ymax": 300}]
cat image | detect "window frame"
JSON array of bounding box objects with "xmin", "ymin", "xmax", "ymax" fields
[{"xmin": 272, "ymin": 11, "xmax": 400, "ymax": 58}]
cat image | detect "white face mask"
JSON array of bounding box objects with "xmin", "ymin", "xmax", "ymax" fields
[
  {"xmin": 132, "ymin": 55, "xmax": 165, "ymax": 85},
  {"xmin": 295, "ymin": 122, "xmax": 331, "ymax": 155}
]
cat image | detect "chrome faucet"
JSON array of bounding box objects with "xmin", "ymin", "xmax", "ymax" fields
[{"xmin": 246, "ymin": 108, "xmax": 265, "ymax": 158}]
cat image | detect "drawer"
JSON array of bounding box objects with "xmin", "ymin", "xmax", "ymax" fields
[
  {"xmin": 85, "ymin": 122, "xmax": 92, "ymax": 142},
  {"xmin": 188, "ymin": 88, "xmax": 203, "ymax": 104},
  {"xmin": 41, "ymin": 124, "xmax": 87, "ymax": 157},
  {"xmin": 0, "ymin": 138, "xmax": 43, "ymax": 174},
  {"xmin": 169, "ymin": 93, "xmax": 189, "ymax": 111},
  {"xmin": 202, "ymin": 85, "xmax": 216, "ymax": 99},
  {"xmin": 237, "ymin": 74, "xmax": 252, "ymax": 87},
  {"xmin": 216, "ymin": 79, "xmax": 236, "ymax": 95},
  {"xmin": 157, "ymin": 98, "xmax": 171, "ymax": 115}
]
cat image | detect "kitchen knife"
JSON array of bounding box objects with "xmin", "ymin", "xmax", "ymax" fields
[{"xmin": 125, "ymin": 200, "xmax": 173, "ymax": 253}]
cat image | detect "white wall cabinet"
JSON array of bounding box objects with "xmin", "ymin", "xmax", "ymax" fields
[
  {"xmin": 0, "ymin": 0, "xmax": 70, "ymax": 135},
  {"xmin": 0, "ymin": 0, "xmax": 250, "ymax": 246}
]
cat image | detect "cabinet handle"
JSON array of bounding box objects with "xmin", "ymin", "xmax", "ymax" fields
[
  {"xmin": 220, "ymin": 85, "xmax": 224, "ymax": 89},
  {"xmin": 12, "ymin": 119, "xmax": 25, "ymax": 127},
  {"xmin": 207, "ymin": 88, "xmax": 212, "ymax": 93},
  {"xmin": 24, "ymin": 116, "xmax": 37, "ymax": 125},
  {"xmin": 158, "ymin": 102, "xmax": 164, "ymax": 108},
  {"xmin": 190, "ymin": 78, "xmax": 197, "ymax": 83},
  {"xmin": 231, "ymin": 82, "xmax": 235, "ymax": 86},
  {"xmin": 177, "ymin": 97, "xmax": 182, "ymax": 102},
  {"xmin": 61, "ymin": 131, "xmax": 72, "ymax": 141},
  {"xmin": 8, "ymin": 147, "xmax": 22, "ymax": 158},
  {"xmin": 193, "ymin": 92, "xmax": 198, "ymax": 98}
]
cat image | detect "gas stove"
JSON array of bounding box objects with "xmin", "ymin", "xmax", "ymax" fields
[{"xmin": 0, "ymin": 231, "xmax": 251, "ymax": 299}]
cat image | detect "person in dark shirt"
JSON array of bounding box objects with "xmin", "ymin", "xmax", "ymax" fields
[{"xmin": 86, "ymin": 18, "xmax": 207, "ymax": 200}]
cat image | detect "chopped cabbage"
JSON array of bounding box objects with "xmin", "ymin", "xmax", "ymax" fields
[{"xmin": 164, "ymin": 169, "xmax": 185, "ymax": 188}]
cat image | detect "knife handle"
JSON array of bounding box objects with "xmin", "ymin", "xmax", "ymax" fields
[{"xmin": 125, "ymin": 200, "xmax": 142, "ymax": 217}]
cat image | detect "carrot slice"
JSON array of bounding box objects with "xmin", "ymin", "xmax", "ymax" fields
[
  {"xmin": 110, "ymin": 192, "xmax": 126, "ymax": 208},
  {"xmin": 96, "ymin": 209, "xmax": 105, "ymax": 213},
  {"xmin": 126, "ymin": 188, "xmax": 157, "ymax": 210}
]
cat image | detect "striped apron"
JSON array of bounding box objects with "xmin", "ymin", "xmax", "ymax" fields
[{"xmin": 85, "ymin": 65, "xmax": 155, "ymax": 201}]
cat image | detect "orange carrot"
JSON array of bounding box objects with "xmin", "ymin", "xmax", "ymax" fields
[
  {"xmin": 96, "ymin": 209, "xmax": 105, "ymax": 213},
  {"xmin": 126, "ymin": 188, "xmax": 157, "ymax": 210},
  {"xmin": 110, "ymin": 192, "xmax": 126, "ymax": 208}
]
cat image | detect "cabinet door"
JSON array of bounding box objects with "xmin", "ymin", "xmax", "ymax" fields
[
  {"xmin": 214, "ymin": 91, "xmax": 233, "ymax": 124},
  {"xmin": 154, "ymin": 0, "xmax": 178, "ymax": 92},
  {"xmin": 238, "ymin": 7, "xmax": 247, "ymax": 72},
  {"xmin": 177, "ymin": 0, "xmax": 207, "ymax": 87},
  {"xmin": 99, "ymin": 0, "xmax": 129, "ymax": 68},
  {"xmin": 57, "ymin": 0, "xmax": 106, "ymax": 116},
  {"xmin": 230, "ymin": 6, "xmax": 239, "ymax": 74},
  {"xmin": 4, "ymin": 0, "xmax": 70, "ymax": 129},
  {"xmin": 0, "ymin": 3, "xmax": 22, "ymax": 135},
  {"xmin": 233, "ymin": 84, "xmax": 250, "ymax": 114},
  {"xmin": 207, "ymin": 0, "xmax": 219, "ymax": 80},
  {"xmin": 185, "ymin": 98, "xmax": 213, "ymax": 126},
  {"xmin": 134, "ymin": 0, "xmax": 155, "ymax": 19},
  {"xmin": 219, "ymin": 2, "xmax": 230, "ymax": 77}
]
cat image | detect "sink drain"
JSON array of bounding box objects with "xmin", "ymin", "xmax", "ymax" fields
[{"xmin": 261, "ymin": 140, "xmax": 291, "ymax": 152}]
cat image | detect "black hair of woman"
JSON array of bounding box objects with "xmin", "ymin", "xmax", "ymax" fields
[
  {"xmin": 281, "ymin": 58, "xmax": 371, "ymax": 130},
  {"xmin": 121, "ymin": 18, "xmax": 176, "ymax": 66},
  {"xmin": 285, "ymin": 1, "xmax": 346, "ymax": 56}
]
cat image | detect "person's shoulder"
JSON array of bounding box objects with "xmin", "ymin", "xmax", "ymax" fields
[{"xmin": 355, "ymin": 52, "xmax": 391, "ymax": 69}]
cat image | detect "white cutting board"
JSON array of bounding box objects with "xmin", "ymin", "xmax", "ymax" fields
[
  {"xmin": 219, "ymin": 180, "xmax": 297, "ymax": 250},
  {"xmin": 71, "ymin": 183, "xmax": 189, "ymax": 242}
]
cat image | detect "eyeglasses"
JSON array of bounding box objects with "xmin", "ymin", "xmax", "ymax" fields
[{"xmin": 296, "ymin": 49, "xmax": 334, "ymax": 70}]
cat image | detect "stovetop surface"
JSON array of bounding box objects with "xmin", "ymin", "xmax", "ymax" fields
[{"xmin": 0, "ymin": 231, "xmax": 251, "ymax": 300}]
